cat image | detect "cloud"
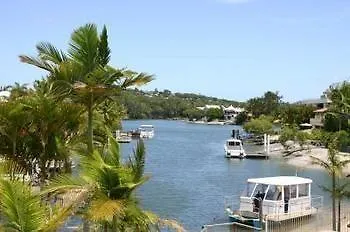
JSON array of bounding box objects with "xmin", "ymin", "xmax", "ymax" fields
[{"xmin": 219, "ymin": 0, "xmax": 252, "ymax": 4}]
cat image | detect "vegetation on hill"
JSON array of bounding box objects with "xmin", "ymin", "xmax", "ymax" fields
[{"xmin": 119, "ymin": 88, "xmax": 242, "ymax": 119}]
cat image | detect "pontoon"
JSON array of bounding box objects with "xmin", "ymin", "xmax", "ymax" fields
[{"xmin": 225, "ymin": 176, "xmax": 322, "ymax": 228}]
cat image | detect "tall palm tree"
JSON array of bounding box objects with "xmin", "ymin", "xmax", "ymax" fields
[
  {"xmin": 311, "ymin": 138, "xmax": 350, "ymax": 231},
  {"xmin": 20, "ymin": 24, "xmax": 154, "ymax": 154},
  {"xmin": 44, "ymin": 134, "xmax": 184, "ymax": 231}
]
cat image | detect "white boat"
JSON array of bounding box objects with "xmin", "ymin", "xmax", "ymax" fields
[
  {"xmin": 225, "ymin": 176, "xmax": 323, "ymax": 227},
  {"xmin": 115, "ymin": 130, "xmax": 132, "ymax": 143},
  {"xmin": 224, "ymin": 138, "xmax": 246, "ymax": 158},
  {"xmin": 138, "ymin": 125, "xmax": 154, "ymax": 139}
]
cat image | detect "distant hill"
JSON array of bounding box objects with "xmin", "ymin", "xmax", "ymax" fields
[{"xmin": 119, "ymin": 88, "xmax": 244, "ymax": 119}]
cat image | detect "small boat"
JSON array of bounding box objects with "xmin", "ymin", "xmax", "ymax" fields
[
  {"xmin": 225, "ymin": 176, "xmax": 323, "ymax": 228},
  {"xmin": 115, "ymin": 130, "xmax": 132, "ymax": 143},
  {"xmin": 224, "ymin": 138, "xmax": 246, "ymax": 158},
  {"xmin": 138, "ymin": 125, "xmax": 154, "ymax": 139}
]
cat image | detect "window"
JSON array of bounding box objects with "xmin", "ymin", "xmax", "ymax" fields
[
  {"xmin": 290, "ymin": 185, "xmax": 297, "ymax": 199},
  {"xmin": 252, "ymin": 184, "xmax": 268, "ymax": 199},
  {"xmin": 298, "ymin": 184, "xmax": 309, "ymax": 197},
  {"xmin": 265, "ymin": 185, "xmax": 282, "ymax": 201},
  {"xmin": 243, "ymin": 183, "xmax": 255, "ymax": 197}
]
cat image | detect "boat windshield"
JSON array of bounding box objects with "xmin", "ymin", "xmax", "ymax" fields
[
  {"xmin": 228, "ymin": 141, "xmax": 241, "ymax": 147},
  {"xmin": 242, "ymin": 182, "xmax": 255, "ymax": 197},
  {"xmin": 252, "ymin": 183, "xmax": 268, "ymax": 199},
  {"xmin": 265, "ymin": 185, "xmax": 282, "ymax": 201},
  {"xmin": 139, "ymin": 125, "xmax": 154, "ymax": 131}
]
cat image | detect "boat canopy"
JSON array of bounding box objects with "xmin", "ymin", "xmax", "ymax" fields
[
  {"xmin": 140, "ymin": 125, "xmax": 154, "ymax": 128},
  {"xmin": 247, "ymin": 176, "xmax": 312, "ymax": 186}
]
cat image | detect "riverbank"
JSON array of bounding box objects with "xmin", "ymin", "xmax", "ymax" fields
[{"xmin": 268, "ymin": 143, "xmax": 350, "ymax": 175}]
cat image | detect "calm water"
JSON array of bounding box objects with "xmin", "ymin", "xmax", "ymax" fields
[{"xmin": 121, "ymin": 120, "xmax": 331, "ymax": 232}]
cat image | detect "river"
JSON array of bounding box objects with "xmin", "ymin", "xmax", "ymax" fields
[{"xmin": 121, "ymin": 120, "xmax": 331, "ymax": 232}]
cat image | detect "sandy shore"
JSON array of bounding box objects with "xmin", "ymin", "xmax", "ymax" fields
[{"xmin": 268, "ymin": 143, "xmax": 350, "ymax": 175}]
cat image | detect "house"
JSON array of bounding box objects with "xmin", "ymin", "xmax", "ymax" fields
[
  {"xmin": 296, "ymin": 97, "xmax": 331, "ymax": 128},
  {"xmin": 196, "ymin": 105, "xmax": 221, "ymax": 111},
  {"xmin": 310, "ymin": 108, "xmax": 328, "ymax": 128},
  {"xmin": 222, "ymin": 105, "xmax": 245, "ymax": 121}
]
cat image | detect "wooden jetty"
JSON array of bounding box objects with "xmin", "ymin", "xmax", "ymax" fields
[{"xmin": 245, "ymin": 152, "xmax": 269, "ymax": 159}]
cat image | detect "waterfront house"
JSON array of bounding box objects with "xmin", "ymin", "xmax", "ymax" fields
[
  {"xmin": 222, "ymin": 105, "xmax": 245, "ymax": 122},
  {"xmin": 296, "ymin": 97, "xmax": 331, "ymax": 128}
]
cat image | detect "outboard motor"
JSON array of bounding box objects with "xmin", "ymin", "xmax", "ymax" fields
[{"xmin": 231, "ymin": 129, "xmax": 240, "ymax": 139}]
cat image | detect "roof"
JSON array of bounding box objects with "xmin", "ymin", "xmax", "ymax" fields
[
  {"xmin": 226, "ymin": 138, "xmax": 242, "ymax": 142},
  {"xmin": 223, "ymin": 105, "xmax": 245, "ymax": 112},
  {"xmin": 314, "ymin": 108, "xmax": 328, "ymax": 113},
  {"xmin": 247, "ymin": 176, "xmax": 312, "ymax": 186},
  {"xmin": 295, "ymin": 98, "xmax": 331, "ymax": 105},
  {"xmin": 140, "ymin": 125, "xmax": 154, "ymax": 127},
  {"xmin": 300, "ymin": 123, "xmax": 312, "ymax": 127}
]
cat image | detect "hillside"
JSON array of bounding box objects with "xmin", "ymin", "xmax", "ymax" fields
[{"xmin": 119, "ymin": 89, "xmax": 243, "ymax": 119}]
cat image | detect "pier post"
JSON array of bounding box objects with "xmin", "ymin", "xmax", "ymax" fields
[
  {"xmin": 267, "ymin": 135, "xmax": 270, "ymax": 155},
  {"xmin": 264, "ymin": 134, "xmax": 267, "ymax": 152}
]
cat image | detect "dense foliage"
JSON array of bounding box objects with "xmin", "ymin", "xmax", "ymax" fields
[
  {"xmin": 0, "ymin": 23, "xmax": 184, "ymax": 231},
  {"xmin": 119, "ymin": 89, "xmax": 242, "ymax": 119},
  {"xmin": 243, "ymin": 116, "xmax": 273, "ymax": 134}
]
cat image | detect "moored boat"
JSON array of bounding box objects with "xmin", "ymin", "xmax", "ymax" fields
[
  {"xmin": 224, "ymin": 138, "xmax": 246, "ymax": 158},
  {"xmin": 225, "ymin": 176, "xmax": 323, "ymax": 228},
  {"xmin": 138, "ymin": 125, "xmax": 155, "ymax": 138}
]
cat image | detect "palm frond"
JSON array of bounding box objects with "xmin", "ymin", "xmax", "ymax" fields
[
  {"xmin": 68, "ymin": 23, "xmax": 99, "ymax": 71},
  {"xmin": 97, "ymin": 25, "xmax": 110, "ymax": 67},
  {"xmin": 129, "ymin": 140, "xmax": 146, "ymax": 182},
  {"xmin": 19, "ymin": 55, "xmax": 55, "ymax": 72},
  {"xmin": 121, "ymin": 70, "xmax": 154, "ymax": 89},
  {"xmin": 87, "ymin": 197, "xmax": 125, "ymax": 222},
  {"xmin": 0, "ymin": 179, "xmax": 45, "ymax": 232},
  {"xmin": 42, "ymin": 174, "xmax": 88, "ymax": 195},
  {"xmin": 36, "ymin": 42, "xmax": 68, "ymax": 64}
]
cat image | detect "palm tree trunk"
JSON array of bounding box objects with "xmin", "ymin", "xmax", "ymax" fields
[
  {"xmin": 83, "ymin": 220, "xmax": 90, "ymax": 232},
  {"xmin": 87, "ymin": 94, "xmax": 93, "ymax": 154},
  {"xmin": 337, "ymin": 198, "xmax": 341, "ymax": 232},
  {"xmin": 332, "ymin": 172, "xmax": 336, "ymax": 231}
]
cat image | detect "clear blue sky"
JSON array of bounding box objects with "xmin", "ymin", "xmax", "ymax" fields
[{"xmin": 1, "ymin": 0, "xmax": 350, "ymax": 102}]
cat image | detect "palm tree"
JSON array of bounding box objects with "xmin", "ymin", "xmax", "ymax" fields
[
  {"xmin": 0, "ymin": 177, "xmax": 75, "ymax": 232},
  {"xmin": 19, "ymin": 81, "xmax": 82, "ymax": 184},
  {"xmin": 20, "ymin": 24, "xmax": 154, "ymax": 154},
  {"xmin": 311, "ymin": 138, "xmax": 350, "ymax": 231},
  {"xmin": 44, "ymin": 134, "xmax": 184, "ymax": 231}
]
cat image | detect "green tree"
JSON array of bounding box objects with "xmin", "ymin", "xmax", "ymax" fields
[
  {"xmin": 235, "ymin": 112, "xmax": 248, "ymax": 125},
  {"xmin": 0, "ymin": 178, "xmax": 74, "ymax": 232},
  {"xmin": 20, "ymin": 24, "xmax": 153, "ymax": 154},
  {"xmin": 205, "ymin": 108, "xmax": 224, "ymax": 121},
  {"xmin": 243, "ymin": 116, "xmax": 273, "ymax": 134},
  {"xmin": 45, "ymin": 135, "xmax": 183, "ymax": 231},
  {"xmin": 246, "ymin": 91, "xmax": 281, "ymax": 118},
  {"xmin": 311, "ymin": 137, "xmax": 350, "ymax": 231}
]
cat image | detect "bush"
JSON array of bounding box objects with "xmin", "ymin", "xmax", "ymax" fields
[{"xmin": 243, "ymin": 116, "xmax": 273, "ymax": 134}]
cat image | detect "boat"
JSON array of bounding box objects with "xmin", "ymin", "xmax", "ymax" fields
[
  {"xmin": 115, "ymin": 130, "xmax": 132, "ymax": 143},
  {"xmin": 225, "ymin": 176, "xmax": 323, "ymax": 228},
  {"xmin": 138, "ymin": 125, "xmax": 154, "ymax": 139},
  {"xmin": 224, "ymin": 138, "xmax": 246, "ymax": 158}
]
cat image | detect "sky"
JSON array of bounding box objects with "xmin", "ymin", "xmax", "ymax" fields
[{"xmin": 1, "ymin": 0, "xmax": 350, "ymax": 102}]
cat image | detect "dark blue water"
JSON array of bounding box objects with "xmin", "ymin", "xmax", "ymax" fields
[{"xmin": 121, "ymin": 120, "xmax": 331, "ymax": 232}]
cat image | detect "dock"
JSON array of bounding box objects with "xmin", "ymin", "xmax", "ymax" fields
[{"xmin": 245, "ymin": 152, "xmax": 269, "ymax": 159}]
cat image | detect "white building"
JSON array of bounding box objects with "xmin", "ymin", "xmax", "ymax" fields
[{"xmin": 223, "ymin": 105, "xmax": 245, "ymax": 121}]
